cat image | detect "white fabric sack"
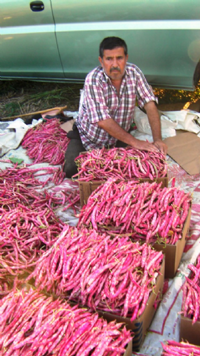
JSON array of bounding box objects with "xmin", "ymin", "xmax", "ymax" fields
[{"xmin": 0, "ymin": 118, "xmax": 42, "ymax": 157}]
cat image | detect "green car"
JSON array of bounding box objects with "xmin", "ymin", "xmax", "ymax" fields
[{"xmin": 1, "ymin": 0, "xmax": 200, "ymax": 90}]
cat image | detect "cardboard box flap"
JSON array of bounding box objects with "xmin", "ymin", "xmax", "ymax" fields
[
  {"xmin": 60, "ymin": 119, "xmax": 75, "ymax": 133},
  {"xmin": 164, "ymin": 132, "xmax": 200, "ymax": 175}
]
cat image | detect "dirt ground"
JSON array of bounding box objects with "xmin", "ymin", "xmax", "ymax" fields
[{"xmin": 0, "ymin": 80, "xmax": 200, "ymax": 121}]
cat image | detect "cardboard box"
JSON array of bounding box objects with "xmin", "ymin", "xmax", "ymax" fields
[
  {"xmin": 124, "ymin": 340, "xmax": 132, "ymax": 356},
  {"xmin": 179, "ymin": 253, "xmax": 200, "ymax": 346},
  {"xmin": 180, "ymin": 315, "xmax": 200, "ymax": 346},
  {"xmin": 66, "ymin": 302, "xmax": 133, "ymax": 356},
  {"xmin": 97, "ymin": 258, "xmax": 165, "ymax": 352},
  {"xmin": 164, "ymin": 132, "xmax": 200, "ymax": 175},
  {"xmin": 78, "ymin": 175, "xmax": 168, "ymax": 207},
  {"xmin": 78, "ymin": 180, "xmax": 105, "ymax": 207},
  {"xmin": 153, "ymin": 206, "xmax": 191, "ymax": 279},
  {"xmin": 60, "ymin": 119, "xmax": 75, "ymax": 133}
]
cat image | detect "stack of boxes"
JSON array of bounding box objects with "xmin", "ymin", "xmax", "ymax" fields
[{"xmin": 76, "ymin": 147, "xmax": 192, "ymax": 351}]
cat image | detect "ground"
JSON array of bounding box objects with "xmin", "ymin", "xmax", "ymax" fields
[{"xmin": 1, "ymin": 80, "xmax": 200, "ymax": 120}]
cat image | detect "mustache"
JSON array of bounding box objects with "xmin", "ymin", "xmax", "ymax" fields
[{"xmin": 110, "ymin": 67, "xmax": 121, "ymax": 72}]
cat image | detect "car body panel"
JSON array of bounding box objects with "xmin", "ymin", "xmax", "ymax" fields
[
  {"xmin": 0, "ymin": 0, "xmax": 64, "ymax": 78},
  {"xmin": 0, "ymin": 0, "xmax": 200, "ymax": 89}
]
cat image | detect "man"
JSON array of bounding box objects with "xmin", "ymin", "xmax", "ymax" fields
[{"xmin": 64, "ymin": 36, "xmax": 167, "ymax": 178}]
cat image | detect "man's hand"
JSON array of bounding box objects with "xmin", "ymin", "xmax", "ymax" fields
[
  {"xmin": 97, "ymin": 117, "xmax": 167, "ymax": 153},
  {"xmin": 153, "ymin": 139, "xmax": 168, "ymax": 155},
  {"xmin": 131, "ymin": 139, "xmax": 160, "ymax": 152},
  {"xmin": 144, "ymin": 101, "xmax": 168, "ymax": 155}
]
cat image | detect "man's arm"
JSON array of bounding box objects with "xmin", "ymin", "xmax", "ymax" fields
[
  {"xmin": 98, "ymin": 117, "xmax": 160, "ymax": 152},
  {"xmin": 144, "ymin": 101, "xmax": 168, "ymax": 154}
]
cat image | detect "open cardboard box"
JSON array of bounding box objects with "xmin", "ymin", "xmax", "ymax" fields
[
  {"xmin": 124, "ymin": 339, "xmax": 132, "ymax": 356},
  {"xmin": 96, "ymin": 258, "xmax": 165, "ymax": 352},
  {"xmin": 78, "ymin": 175, "xmax": 168, "ymax": 207},
  {"xmin": 153, "ymin": 206, "xmax": 191, "ymax": 279},
  {"xmin": 77, "ymin": 151, "xmax": 168, "ymax": 206},
  {"xmin": 79, "ymin": 183, "xmax": 191, "ymax": 280},
  {"xmin": 78, "ymin": 180, "xmax": 105, "ymax": 207},
  {"xmin": 179, "ymin": 252, "xmax": 200, "ymax": 346},
  {"xmin": 180, "ymin": 315, "xmax": 200, "ymax": 346}
]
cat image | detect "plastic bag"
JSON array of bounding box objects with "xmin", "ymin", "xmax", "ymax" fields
[
  {"xmin": 159, "ymin": 109, "xmax": 200, "ymax": 134},
  {"xmin": 130, "ymin": 129, "xmax": 153, "ymax": 142},
  {"xmin": 133, "ymin": 107, "xmax": 177, "ymax": 139},
  {"xmin": 133, "ymin": 107, "xmax": 200, "ymax": 140},
  {"xmin": 0, "ymin": 118, "xmax": 41, "ymax": 157}
]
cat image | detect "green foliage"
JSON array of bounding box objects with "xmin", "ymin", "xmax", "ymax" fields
[
  {"xmin": 154, "ymin": 86, "xmax": 200, "ymax": 104},
  {"xmin": 0, "ymin": 81, "xmax": 200, "ymax": 119}
]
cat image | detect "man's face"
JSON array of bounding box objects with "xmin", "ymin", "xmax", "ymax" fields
[{"xmin": 99, "ymin": 47, "xmax": 128, "ymax": 81}]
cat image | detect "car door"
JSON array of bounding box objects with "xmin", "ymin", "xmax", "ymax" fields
[
  {"xmin": 0, "ymin": 0, "xmax": 64, "ymax": 80},
  {"xmin": 52, "ymin": 0, "xmax": 200, "ymax": 90}
]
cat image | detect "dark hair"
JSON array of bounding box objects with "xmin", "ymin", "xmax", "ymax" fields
[{"xmin": 99, "ymin": 36, "xmax": 128, "ymax": 58}]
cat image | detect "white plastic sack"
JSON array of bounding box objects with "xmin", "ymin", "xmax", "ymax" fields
[
  {"xmin": 78, "ymin": 89, "xmax": 84, "ymax": 114},
  {"xmin": 133, "ymin": 107, "xmax": 177, "ymax": 139},
  {"xmin": 133, "ymin": 107, "xmax": 200, "ymax": 139},
  {"xmin": 160, "ymin": 109, "xmax": 200, "ymax": 134},
  {"xmin": 130, "ymin": 129, "xmax": 154, "ymax": 142},
  {"xmin": 63, "ymin": 90, "xmax": 83, "ymax": 123},
  {"xmin": 63, "ymin": 110, "xmax": 79, "ymax": 120},
  {"xmin": 0, "ymin": 118, "xmax": 42, "ymax": 157}
]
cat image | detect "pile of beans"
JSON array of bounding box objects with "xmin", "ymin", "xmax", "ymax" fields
[
  {"xmin": 78, "ymin": 178, "xmax": 191, "ymax": 244},
  {"xmin": 74, "ymin": 146, "xmax": 167, "ymax": 181}
]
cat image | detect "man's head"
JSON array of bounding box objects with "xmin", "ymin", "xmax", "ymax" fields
[
  {"xmin": 98, "ymin": 37, "xmax": 128, "ymax": 82},
  {"xmin": 99, "ymin": 37, "xmax": 128, "ymax": 58}
]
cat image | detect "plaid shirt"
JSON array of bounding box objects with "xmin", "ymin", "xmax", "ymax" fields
[{"xmin": 76, "ymin": 63, "xmax": 157, "ymax": 150}]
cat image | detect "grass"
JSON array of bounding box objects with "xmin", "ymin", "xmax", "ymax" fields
[
  {"xmin": 3, "ymin": 102, "xmax": 22, "ymax": 117},
  {"xmin": 0, "ymin": 80, "xmax": 200, "ymax": 119},
  {"xmin": 0, "ymin": 81, "xmax": 83, "ymax": 119}
]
